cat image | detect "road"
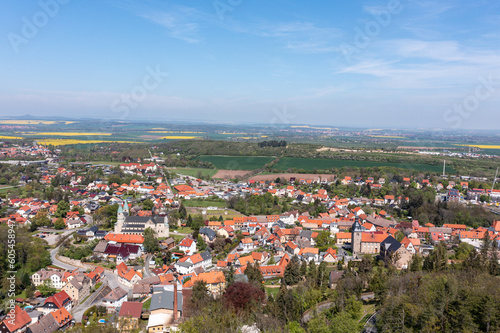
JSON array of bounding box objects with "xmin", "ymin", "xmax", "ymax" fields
[
  {"xmin": 363, "ymin": 311, "xmax": 379, "ymax": 333},
  {"xmin": 143, "ymin": 254, "xmax": 153, "ymax": 278}
]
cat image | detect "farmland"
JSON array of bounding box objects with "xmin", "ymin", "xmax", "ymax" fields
[
  {"xmin": 195, "ymin": 155, "xmax": 275, "ymax": 170},
  {"xmin": 169, "ymin": 168, "xmax": 218, "ymax": 178},
  {"xmin": 272, "ymin": 157, "xmax": 449, "ymax": 173},
  {"xmin": 213, "ymin": 170, "xmax": 252, "ymax": 179}
]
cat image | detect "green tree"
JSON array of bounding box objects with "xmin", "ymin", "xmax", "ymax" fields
[
  {"xmin": 55, "ymin": 200, "xmax": 70, "ymax": 218},
  {"xmin": 284, "ymin": 255, "xmax": 301, "ymax": 285},
  {"xmin": 196, "ymin": 235, "xmax": 207, "ymax": 252},
  {"xmin": 143, "ymin": 228, "xmax": 159, "ymax": 253},
  {"xmin": 54, "ymin": 217, "xmax": 66, "ymax": 230},
  {"xmin": 142, "ymin": 199, "xmax": 154, "ymax": 211},
  {"xmin": 394, "ymin": 231, "xmax": 405, "ymax": 242},
  {"xmin": 244, "ymin": 262, "xmax": 263, "ymax": 287}
]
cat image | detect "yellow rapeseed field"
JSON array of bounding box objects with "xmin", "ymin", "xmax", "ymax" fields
[
  {"xmin": 0, "ymin": 120, "xmax": 75, "ymax": 125},
  {"xmin": 159, "ymin": 136, "xmax": 196, "ymax": 140},
  {"xmin": 0, "ymin": 135, "xmax": 23, "ymax": 140},
  {"xmin": 34, "ymin": 132, "xmax": 112, "ymax": 136},
  {"xmin": 149, "ymin": 131, "xmax": 204, "ymax": 134},
  {"xmin": 38, "ymin": 139, "xmax": 139, "ymax": 146},
  {"xmin": 456, "ymin": 144, "xmax": 500, "ymax": 149}
]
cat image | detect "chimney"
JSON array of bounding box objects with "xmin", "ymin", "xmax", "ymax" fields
[{"xmin": 173, "ymin": 275, "xmax": 178, "ymax": 321}]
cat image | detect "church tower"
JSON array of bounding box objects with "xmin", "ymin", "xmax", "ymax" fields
[
  {"xmin": 114, "ymin": 202, "xmax": 125, "ymax": 233},
  {"xmin": 351, "ymin": 216, "xmax": 363, "ymax": 256}
]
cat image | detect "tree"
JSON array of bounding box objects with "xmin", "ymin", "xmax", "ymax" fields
[
  {"xmin": 224, "ymin": 282, "xmax": 265, "ymax": 312},
  {"xmin": 315, "ymin": 230, "xmax": 334, "ymax": 250},
  {"xmin": 71, "ymin": 205, "xmax": 84, "ymax": 215},
  {"xmin": 244, "ymin": 263, "xmax": 263, "ymax": 287},
  {"xmin": 284, "ymin": 255, "xmax": 301, "ymax": 285},
  {"xmin": 423, "ymin": 242, "xmax": 447, "ymax": 272},
  {"xmin": 191, "ymin": 280, "xmax": 209, "ymax": 311},
  {"xmin": 142, "ymin": 199, "xmax": 154, "ymax": 211},
  {"xmin": 55, "ymin": 200, "xmax": 70, "ymax": 218},
  {"xmin": 178, "ymin": 202, "xmax": 187, "ymax": 219},
  {"xmin": 143, "ymin": 228, "xmax": 159, "ymax": 253},
  {"xmin": 307, "ymin": 260, "xmax": 317, "ymax": 286},
  {"xmin": 54, "ymin": 217, "xmax": 66, "ymax": 230},
  {"xmin": 196, "ymin": 235, "xmax": 207, "ymax": 252},
  {"xmin": 394, "ymin": 231, "xmax": 405, "ymax": 242}
]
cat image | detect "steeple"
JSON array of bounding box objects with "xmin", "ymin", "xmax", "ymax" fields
[{"xmin": 352, "ymin": 216, "xmax": 362, "ymax": 233}]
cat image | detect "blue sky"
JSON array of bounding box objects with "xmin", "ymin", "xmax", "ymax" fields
[{"xmin": 0, "ymin": 0, "xmax": 499, "ymax": 129}]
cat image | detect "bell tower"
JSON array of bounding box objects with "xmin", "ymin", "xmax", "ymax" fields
[{"xmin": 351, "ymin": 216, "xmax": 363, "ymax": 256}]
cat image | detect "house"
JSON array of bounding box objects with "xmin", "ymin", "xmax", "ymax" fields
[
  {"xmin": 174, "ymin": 251, "xmax": 212, "ymax": 275},
  {"xmin": 102, "ymin": 287, "xmax": 128, "ymax": 312},
  {"xmin": 116, "ymin": 262, "xmax": 143, "ymax": 287},
  {"xmin": 400, "ymin": 237, "xmax": 420, "ymax": 254},
  {"xmin": 299, "ymin": 247, "xmax": 320, "ymax": 262},
  {"xmin": 27, "ymin": 307, "xmax": 73, "ymax": 333},
  {"xmin": 40, "ymin": 291, "xmax": 72, "ymax": 314},
  {"xmin": 0, "ymin": 305, "xmax": 31, "ymax": 333},
  {"xmin": 380, "ymin": 236, "xmax": 412, "ymax": 269},
  {"xmin": 160, "ymin": 237, "xmax": 176, "ymax": 250},
  {"xmin": 62, "ymin": 273, "xmax": 92, "ymax": 303},
  {"xmin": 329, "ymin": 271, "xmax": 344, "ymax": 289},
  {"xmin": 259, "ymin": 254, "xmax": 290, "ymax": 279},
  {"xmin": 199, "ymin": 227, "xmax": 217, "ymax": 243},
  {"xmin": 31, "ymin": 269, "xmax": 66, "ymax": 289},
  {"xmin": 103, "ymin": 243, "xmax": 142, "ymax": 263},
  {"xmin": 178, "ymin": 237, "xmax": 197, "ymax": 255},
  {"xmin": 147, "ymin": 286, "xmax": 183, "ymax": 332},
  {"xmin": 239, "ymin": 238, "xmax": 257, "ymax": 252},
  {"xmin": 183, "ymin": 271, "xmax": 226, "ymax": 295},
  {"xmin": 321, "ymin": 248, "xmax": 337, "ymax": 263},
  {"xmin": 335, "ymin": 232, "xmax": 352, "ymax": 245},
  {"xmin": 118, "ymin": 302, "xmax": 143, "ymax": 331}
]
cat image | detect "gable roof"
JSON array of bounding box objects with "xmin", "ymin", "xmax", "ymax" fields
[
  {"xmin": 2, "ymin": 305, "xmax": 31, "ymax": 332},
  {"xmin": 118, "ymin": 301, "xmax": 143, "ymax": 318},
  {"xmin": 44, "ymin": 291, "xmax": 70, "ymax": 309}
]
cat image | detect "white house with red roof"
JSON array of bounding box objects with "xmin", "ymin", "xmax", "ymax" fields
[{"xmin": 178, "ymin": 237, "xmax": 197, "ymax": 255}]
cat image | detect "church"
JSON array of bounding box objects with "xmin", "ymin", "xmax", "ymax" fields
[{"xmin": 114, "ymin": 202, "xmax": 169, "ymax": 238}]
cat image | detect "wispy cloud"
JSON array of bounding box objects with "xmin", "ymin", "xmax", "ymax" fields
[
  {"xmin": 110, "ymin": 0, "xmax": 203, "ymax": 43},
  {"xmin": 140, "ymin": 8, "xmax": 202, "ymax": 43}
]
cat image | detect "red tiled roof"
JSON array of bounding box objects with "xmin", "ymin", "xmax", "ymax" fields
[{"xmin": 119, "ymin": 301, "xmax": 143, "ymax": 318}]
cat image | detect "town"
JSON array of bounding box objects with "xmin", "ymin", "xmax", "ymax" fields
[{"xmin": 0, "ymin": 143, "xmax": 499, "ymax": 333}]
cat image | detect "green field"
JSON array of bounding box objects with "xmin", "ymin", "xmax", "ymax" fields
[
  {"xmin": 273, "ymin": 157, "xmax": 450, "ymax": 173},
  {"xmin": 170, "ymin": 168, "xmax": 218, "ymax": 178},
  {"xmin": 196, "ymin": 155, "xmax": 275, "ymax": 170},
  {"xmin": 182, "ymin": 200, "xmax": 226, "ymax": 208}
]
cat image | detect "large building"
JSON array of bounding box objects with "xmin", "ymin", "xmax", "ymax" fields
[
  {"xmin": 351, "ymin": 217, "xmax": 363, "ymax": 256},
  {"xmin": 114, "ymin": 202, "xmax": 169, "ymax": 237}
]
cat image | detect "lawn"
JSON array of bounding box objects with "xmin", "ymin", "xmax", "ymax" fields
[
  {"xmin": 273, "ymin": 157, "xmax": 449, "ymax": 173},
  {"xmin": 265, "ymin": 286, "xmax": 280, "ymax": 298},
  {"xmin": 182, "ymin": 200, "xmax": 226, "ymax": 208},
  {"xmin": 142, "ymin": 297, "xmax": 152, "ymax": 310},
  {"xmin": 172, "ymin": 226, "xmax": 195, "ymax": 235},
  {"xmin": 170, "ymin": 167, "xmax": 218, "ymax": 178},
  {"xmin": 195, "ymin": 155, "xmax": 275, "ymax": 170}
]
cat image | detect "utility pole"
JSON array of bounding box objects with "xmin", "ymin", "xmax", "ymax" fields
[{"xmin": 442, "ymin": 160, "xmax": 446, "ymax": 177}]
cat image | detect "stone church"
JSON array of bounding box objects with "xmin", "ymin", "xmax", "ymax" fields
[{"xmin": 114, "ymin": 202, "xmax": 169, "ymax": 238}]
